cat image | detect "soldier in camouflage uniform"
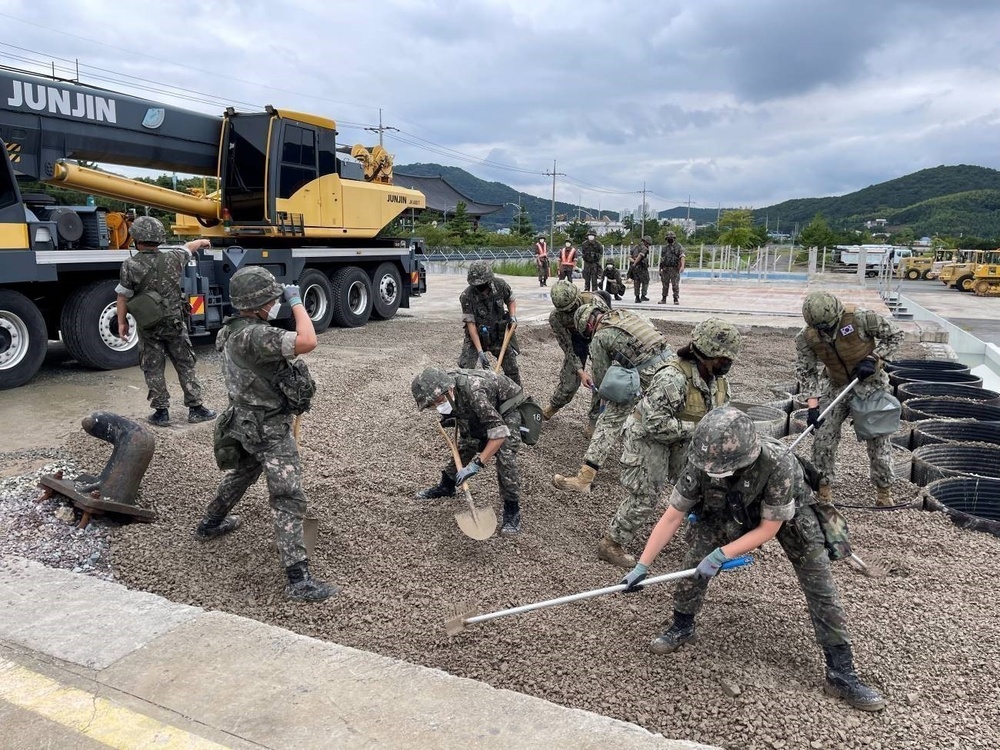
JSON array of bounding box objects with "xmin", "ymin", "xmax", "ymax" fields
[
  {"xmin": 458, "ymin": 261, "xmax": 520, "ymax": 385},
  {"xmin": 598, "ymin": 319, "xmax": 741, "ymax": 569},
  {"xmin": 620, "ymin": 408, "xmax": 885, "ymax": 712},
  {"xmin": 553, "ymin": 305, "xmax": 672, "ymax": 493},
  {"xmin": 580, "ymin": 232, "xmax": 604, "ymax": 292},
  {"xmin": 195, "ymin": 266, "xmax": 336, "ymax": 603},
  {"xmin": 657, "ymin": 231, "xmax": 685, "ymax": 305},
  {"xmin": 412, "ymin": 366, "xmax": 525, "ymax": 535},
  {"xmin": 602, "ymin": 262, "xmax": 626, "ymax": 300},
  {"xmin": 795, "ymin": 291, "xmax": 904, "ymax": 506},
  {"xmin": 115, "ymin": 216, "xmax": 216, "ymax": 427},
  {"xmin": 534, "ymin": 235, "xmax": 549, "ymax": 287},
  {"xmin": 542, "ymin": 281, "xmax": 610, "ymax": 436},
  {"xmin": 627, "ymin": 235, "xmax": 652, "ymax": 302}
]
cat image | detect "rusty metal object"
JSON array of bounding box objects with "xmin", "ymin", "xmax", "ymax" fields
[{"xmin": 75, "ymin": 411, "xmax": 156, "ymax": 506}]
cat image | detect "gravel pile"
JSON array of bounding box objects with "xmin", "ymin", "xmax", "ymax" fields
[{"xmin": 14, "ymin": 318, "xmax": 999, "ymax": 749}]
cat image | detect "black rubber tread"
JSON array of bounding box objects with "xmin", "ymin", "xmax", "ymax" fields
[
  {"xmin": 370, "ymin": 261, "xmax": 402, "ymax": 321},
  {"xmin": 0, "ymin": 289, "xmax": 48, "ymax": 390},
  {"xmin": 926, "ymin": 477, "xmax": 1000, "ymax": 535},
  {"xmin": 60, "ymin": 279, "xmax": 139, "ymax": 370},
  {"xmin": 913, "ymin": 419, "xmax": 1000, "ymax": 449},
  {"xmin": 889, "ymin": 368, "xmax": 982, "ymax": 390},
  {"xmin": 329, "ymin": 266, "xmax": 373, "ymax": 328},
  {"xmin": 298, "ymin": 268, "xmax": 334, "ymax": 333},
  {"xmin": 885, "ymin": 359, "xmax": 970, "ymax": 373},
  {"xmin": 901, "ymin": 397, "xmax": 1000, "ymax": 423},
  {"xmin": 896, "ymin": 382, "xmax": 1000, "ymax": 404},
  {"xmin": 912, "ymin": 444, "xmax": 1000, "ymax": 485}
]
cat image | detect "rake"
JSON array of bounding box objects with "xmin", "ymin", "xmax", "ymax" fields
[{"xmin": 444, "ymin": 555, "xmax": 752, "ymax": 636}]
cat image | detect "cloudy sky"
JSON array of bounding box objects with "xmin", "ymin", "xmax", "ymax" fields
[{"xmin": 4, "ymin": 0, "xmax": 1000, "ymax": 215}]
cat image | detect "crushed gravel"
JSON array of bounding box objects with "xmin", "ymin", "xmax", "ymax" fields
[{"xmin": 6, "ymin": 317, "xmax": 998, "ymax": 750}]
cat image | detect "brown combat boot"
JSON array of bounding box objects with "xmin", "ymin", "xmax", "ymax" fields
[
  {"xmin": 817, "ymin": 484, "xmax": 833, "ymax": 505},
  {"xmin": 875, "ymin": 486, "xmax": 892, "ymax": 506},
  {"xmin": 553, "ymin": 465, "xmax": 597, "ymax": 493},
  {"xmin": 542, "ymin": 404, "xmax": 559, "ymax": 420},
  {"xmin": 597, "ymin": 535, "xmax": 636, "ymax": 569}
]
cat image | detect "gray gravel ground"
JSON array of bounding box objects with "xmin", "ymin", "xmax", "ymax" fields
[{"xmin": 6, "ymin": 316, "xmax": 999, "ymax": 750}]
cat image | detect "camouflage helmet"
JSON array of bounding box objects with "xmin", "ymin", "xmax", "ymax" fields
[
  {"xmin": 130, "ymin": 216, "xmax": 167, "ymax": 244},
  {"xmin": 641, "ymin": 235, "xmax": 652, "ymax": 244},
  {"xmin": 666, "ymin": 231, "xmax": 677, "ymax": 239},
  {"xmin": 688, "ymin": 406, "xmax": 761, "ymax": 475},
  {"xmin": 411, "ymin": 367, "xmax": 456, "ymax": 410},
  {"xmin": 692, "ymin": 318, "xmax": 742, "ymax": 360},
  {"xmin": 467, "ymin": 260, "xmax": 494, "ymax": 285},
  {"xmin": 551, "ymin": 280, "xmax": 582, "ymax": 311},
  {"xmin": 229, "ymin": 266, "xmax": 283, "ymax": 310},
  {"xmin": 802, "ymin": 291, "xmax": 844, "ymax": 330},
  {"xmin": 573, "ymin": 303, "xmax": 605, "ymax": 338}
]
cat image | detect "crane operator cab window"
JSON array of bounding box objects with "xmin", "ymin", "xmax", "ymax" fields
[
  {"xmin": 279, "ymin": 124, "xmax": 317, "ymax": 199},
  {"xmin": 221, "ymin": 115, "xmax": 270, "ymax": 223}
]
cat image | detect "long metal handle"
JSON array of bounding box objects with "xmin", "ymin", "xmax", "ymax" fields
[
  {"xmin": 785, "ymin": 378, "xmax": 860, "ymax": 454},
  {"xmin": 464, "ymin": 557, "xmax": 752, "ymax": 628}
]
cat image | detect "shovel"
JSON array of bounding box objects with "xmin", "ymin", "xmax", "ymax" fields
[
  {"xmin": 435, "ymin": 421, "xmax": 498, "ymax": 540},
  {"xmin": 494, "ymin": 322, "xmax": 516, "ymax": 373},
  {"xmin": 293, "ymin": 414, "xmax": 319, "ymax": 557},
  {"xmin": 445, "ymin": 555, "xmax": 752, "ymax": 636}
]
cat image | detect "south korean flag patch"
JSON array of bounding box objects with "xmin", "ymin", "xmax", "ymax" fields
[{"xmin": 839, "ymin": 323, "xmax": 855, "ymax": 337}]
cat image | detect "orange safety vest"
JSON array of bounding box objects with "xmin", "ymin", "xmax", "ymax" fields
[
  {"xmin": 560, "ymin": 247, "xmax": 577, "ymax": 267},
  {"xmin": 535, "ymin": 241, "xmax": 548, "ymax": 258}
]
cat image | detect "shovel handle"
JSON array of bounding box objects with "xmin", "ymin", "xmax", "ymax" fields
[
  {"xmin": 434, "ymin": 421, "xmax": 482, "ymax": 524},
  {"xmin": 494, "ymin": 323, "xmax": 516, "ymax": 373}
]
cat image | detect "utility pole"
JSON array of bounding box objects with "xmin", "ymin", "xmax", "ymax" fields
[
  {"xmin": 639, "ymin": 182, "xmax": 647, "ymax": 238},
  {"xmin": 686, "ymin": 195, "xmax": 692, "ymax": 222},
  {"xmin": 364, "ymin": 108, "xmax": 398, "ymax": 146},
  {"xmin": 545, "ymin": 160, "xmax": 565, "ymax": 251}
]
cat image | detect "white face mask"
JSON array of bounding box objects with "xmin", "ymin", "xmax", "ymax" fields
[
  {"xmin": 265, "ymin": 302, "xmax": 281, "ymax": 321},
  {"xmin": 436, "ymin": 400, "xmax": 453, "ymax": 415},
  {"xmin": 707, "ymin": 470, "xmax": 735, "ymax": 479}
]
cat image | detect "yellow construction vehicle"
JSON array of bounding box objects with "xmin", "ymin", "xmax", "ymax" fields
[
  {"xmin": 970, "ymin": 249, "xmax": 1000, "ymax": 296},
  {"xmin": 897, "ymin": 248, "xmax": 952, "ymax": 280},
  {"xmin": 938, "ymin": 250, "xmax": 985, "ymax": 292}
]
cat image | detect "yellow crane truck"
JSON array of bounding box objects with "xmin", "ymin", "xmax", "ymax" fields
[{"xmin": 0, "ymin": 68, "xmax": 427, "ymax": 389}]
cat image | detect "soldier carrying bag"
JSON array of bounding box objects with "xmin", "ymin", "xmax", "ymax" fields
[{"xmin": 126, "ymin": 253, "xmax": 174, "ymax": 329}]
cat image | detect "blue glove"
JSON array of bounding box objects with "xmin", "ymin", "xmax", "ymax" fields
[
  {"xmin": 620, "ymin": 563, "xmax": 648, "ymax": 593},
  {"xmin": 853, "ymin": 357, "xmax": 877, "ymax": 381},
  {"xmin": 282, "ymin": 284, "xmax": 302, "ymax": 306},
  {"xmin": 477, "ymin": 351, "xmax": 490, "ymax": 369},
  {"xmin": 455, "ymin": 455, "xmax": 483, "ymax": 486},
  {"xmin": 695, "ymin": 547, "xmax": 730, "ymax": 580}
]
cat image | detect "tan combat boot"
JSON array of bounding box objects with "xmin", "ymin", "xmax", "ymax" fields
[
  {"xmin": 553, "ymin": 465, "xmax": 597, "ymax": 493},
  {"xmin": 817, "ymin": 484, "xmax": 833, "ymax": 505},
  {"xmin": 597, "ymin": 535, "xmax": 636, "ymax": 569},
  {"xmin": 542, "ymin": 404, "xmax": 559, "ymax": 420},
  {"xmin": 875, "ymin": 486, "xmax": 892, "ymax": 506}
]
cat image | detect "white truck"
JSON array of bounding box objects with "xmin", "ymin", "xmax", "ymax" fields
[{"xmin": 836, "ymin": 245, "xmax": 911, "ymax": 277}]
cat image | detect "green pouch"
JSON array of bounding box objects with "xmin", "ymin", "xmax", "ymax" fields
[
  {"xmin": 598, "ymin": 363, "xmax": 641, "ymax": 404},
  {"xmin": 516, "ymin": 397, "xmax": 543, "ymax": 446},
  {"xmin": 127, "ymin": 290, "xmax": 171, "ymax": 329},
  {"xmin": 213, "ymin": 408, "xmax": 247, "ymax": 471}
]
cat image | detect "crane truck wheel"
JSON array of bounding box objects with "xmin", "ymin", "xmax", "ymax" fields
[
  {"xmin": 370, "ymin": 262, "xmax": 402, "ymax": 320},
  {"xmin": 906, "ymin": 269, "xmax": 920, "ymax": 280},
  {"xmin": 299, "ymin": 268, "xmax": 334, "ymax": 333},
  {"xmin": 329, "ymin": 266, "xmax": 373, "ymax": 328},
  {"xmin": 60, "ymin": 279, "xmax": 139, "ymax": 370},
  {"xmin": 0, "ymin": 289, "xmax": 48, "ymax": 390},
  {"xmin": 957, "ymin": 275, "xmax": 975, "ymax": 292}
]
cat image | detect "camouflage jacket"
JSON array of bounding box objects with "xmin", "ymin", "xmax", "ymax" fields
[
  {"xmin": 793, "ymin": 308, "xmax": 903, "ymax": 399},
  {"xmin": 659, "ymin": 243, "xmax": 685, "ymax": 269},
  {"xmin": 633, "ymin": 360, "xmax": 729, "ymax": 445},
  {"xmin": 116, "ymin": 247, "xmax": 191, "ymax": 318},
  {"xmin": 460, "ymin": 279, "xmax": 515, "ymax": 349},
  {"xmin": 670, "ymin": 436, "xmax": 813, "ymax": 525},
  {"xmin": 580, "ymin": 239, "xmax": 604, "ymax": 264},
  {"xmin": 548, "ymin": 292, "xmax": 610, "ymax": 372},
  {"xmin": 216, "ymin": 316, "xmax": 299, "ymax": 440},
  {"xmin": 588, "ymin": 313, "xmax": 671, "ymax": 390},
  {"xmin": 447, "ymin": 368, "xmax": 523, "ymax": 441}
]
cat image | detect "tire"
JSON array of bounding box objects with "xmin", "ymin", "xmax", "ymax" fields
[
  {"xmin": 329, "ymin": 266, "xmax": 372, "ymax": 328},
  {"xmin": 906, "ymin": 268, "xmax": 920, "ymax": 280},
  {"xmin": 957, "ymin": 275, "xmax": 974, "ymax": 292},
  {"xmin": 920, "ymin": 270, "xmax": 930, "ymax": 280},
  {"xmin": 370, "ymin": 262, "xmax": 402, "ymax": 320},
  {"xmin": 61, "ymin": 279, "xmax": 140, "ymax": 370},
  {"xmin": 298, "ymin": 268, "xmax": 334, "ymax": 333},
  {"xmin": 0, "ymin": 289, "xmax": 48, "ymax": 390}
]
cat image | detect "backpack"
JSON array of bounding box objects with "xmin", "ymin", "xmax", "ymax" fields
[{"xmin": 126, "ymin": 253, "xmax": 174, "ymax": 329}]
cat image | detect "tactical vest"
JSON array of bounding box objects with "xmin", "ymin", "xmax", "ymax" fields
[
  {"xmin": 602, "ymin": 310, "xmax": 667, "ymax": 367},
  {"xmin": 672, "ymin": 358, "xmax": 729, "ymax": 423},
  {"xmin": 803, "ymin": 305, "xmax": 876, "ymax": 387},
  {"xmin": 580, "ymin": 290, "xmax": 610, "ymax": 311}
]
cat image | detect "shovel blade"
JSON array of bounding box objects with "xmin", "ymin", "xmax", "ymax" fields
[{"xmin": 455, "ymin": 507, "xmax": 497, "ymax": 540}]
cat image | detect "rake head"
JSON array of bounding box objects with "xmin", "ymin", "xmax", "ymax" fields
[{"xmin": 444, "ymin": 602, "xmax": 478, "ymax": 636}]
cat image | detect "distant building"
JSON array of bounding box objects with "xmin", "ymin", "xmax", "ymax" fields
[
  {"xmin": 554, "ymin": 218, "xmax": 625, "ymax": 236},
  {"xmin": 392, "ymin": 173, "xmax": 503, "ymax": 229}
]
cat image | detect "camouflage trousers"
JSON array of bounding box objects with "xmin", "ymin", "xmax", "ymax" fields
[
  {"xmin": 550, "ymin": 347, "xmax": 601, "ymax": 424},
  {"xmin": 609, "ymin": 423, "xmax": 689, "ymax": 546},
  {"xmin": 674, "ymin": 505, "xmax": 851, "ymax": 649},
  {"xmin": 812, "ymin": 391, "xmax": 894, "ymax": 488},
  {"xmin": 205, "ymin": 425, "xmax": 307, "ymax": 568},
  {"xmin": 443, "ymin": 412, "xmax": 523, "ymax": 507},
  {"xmin": 582, "ymin": 399, "xmax": 631, "ymax": 468},
  {"xmin": 659, "ymin": 267, "xmax": 680, "ymax": 302},
  {"xmin": 631, "ymin": 270, "xmax": 649, "ymax": 299},
  {"xmin": 138, "ymin": 321, "xmax": 203, "ymax": 409},
  {"xmin": 536, "ymin": 259, "xmax": 549, "ymax": 284},
  {"xmin": 582, "ymin": 263, "xmax": 602, "ymax": 292},
  {"xmin": 459, "ymin": 336, "xmax": 521, "ymax": 385},
  {"xmin": 558, "ymin": 265, "xmax": 575, "ymax": 281}
]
